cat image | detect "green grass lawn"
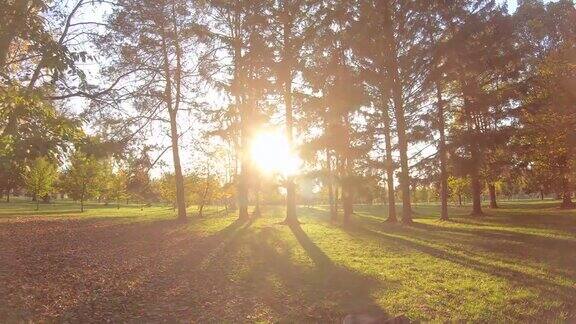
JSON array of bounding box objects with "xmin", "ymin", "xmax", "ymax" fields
[{"xmin": 0, "ymin": 198, "xmax": 574, "ymax": 322}]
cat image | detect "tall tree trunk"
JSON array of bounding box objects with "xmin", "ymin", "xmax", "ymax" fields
[
  {"xmin": 470, "ymin": 144, "xmax": 483, "ymax": 216},
  {"xmin": 334, "ymin": 180, "xmax": 340, "ymax": 217},
  {"xmin": 282, "ymin": 12, "xmax": 297, "ymax": 225},
  {"xmin": 381, "ymin": 89, "xmax": 397, "ymax": 222},
  {"xmin": 341, "ymin": 113, "xmax": 354, "ymax": 225},
  {"xmin": 326, "ymin": 149, "xmax": 337, "ymax": 221},
  {"xmin": 460, "ymin": 73, "xmax": 483, "ymax": 217},
  {"xmin": 458, "ymin": 193, "xmax": 462, "ymax": 206},
  {"xmin": 232, "ymin": 33, "xmax": 249, "ymax": 221},
  {"xmin": 238, "ymin": 121, "xmax": 250, "ymax": 220},
  {"xmin": 436, "ymin": 82, "xmax": 449, "ymax": 220},
  {"xmin": 161, "ymin": 32, "xmax": 186, "ymax": 220},
  {"xmin": 540, "ymin": 188, "xmax": 544, "ymax": 200},
  {"xmin": 382, "ymin": 0, "xmax": 411, "ymax": 224},
  {"xmin": 488, "ymin": 183, "xmax": 498, "ymax": 209},
  {"xmin": 342, "ymin": 157, "xmax": 353, "ymax": 225}
]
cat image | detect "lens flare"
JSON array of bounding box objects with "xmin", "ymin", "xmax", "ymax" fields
[{"xmin": 250, "ymin": 130, "xmax": 302, "ymax": 177}]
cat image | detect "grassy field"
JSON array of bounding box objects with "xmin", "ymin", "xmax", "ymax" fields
[{"xmin": 0, "ymin": 199, "xmax": 575, "ymax": 322}]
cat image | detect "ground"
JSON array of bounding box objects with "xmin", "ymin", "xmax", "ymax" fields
[{"xmin": 0, "ymin": 199, "xmax": 575, "ymax": 322}]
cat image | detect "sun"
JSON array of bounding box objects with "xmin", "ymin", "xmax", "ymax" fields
[{"xmin": 250, "ymin": 130, "xmax": 302, "ymax": 176}]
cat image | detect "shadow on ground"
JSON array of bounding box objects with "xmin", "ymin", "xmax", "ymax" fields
[
  {"xmin": 0, "ymin": 212, "xmax": 390, "ymax": 322},
  {"xmin": 1, "ymin": 202, "xmax": 575, "ymax": 322}
]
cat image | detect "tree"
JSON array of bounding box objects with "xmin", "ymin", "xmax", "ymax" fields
[
  {"xmin": 513, "ymin": 0, "xmax": 576, "ymax": 208},
  {"xmin": 156, "ymin": 173, "xmax": 178, "ymax": 209},
  {"xmin": 0, "ymin": 87, "xmax": 80, "ymax": 201},
  {"xmin": 187, "ymin": 173, "xmax": 220, "ymax": 217},
  {"xmin": 24, "ymin": 157, "xmax": 58, "ymax": 210},
  {"xmin": 102, "ymin": 167, "xmax": 128, "ymax": 209},
  {"xmin": 269, "ymin": 0, "xmax": 321, "ymax": 224},
  {"xmin": 354, "ymin": 0, "xmax": 399, "ymax": 222},
  {"xmin": 61, "ymin": 153, "xmax": 105, "ymax": 212},
  {"xmin": 448, "ymin": 176, "xmax": 470, "ymax": 207},
  {"xmin": 100, "ymin": 0, "xmax": 213, "ymax": 220},
  {"xmin": 355, "ymin": 0, "xmax": 439, "ymax": 223},
  {"xmin": 448, "ymin": 3, "xmax": 518, "ymax": 216},
  {"xmin": 379, "ymin": 0, "xmax": 414, "ymax": 223},
  {"xmin": 302, "ymin": 0, "xmax": 368, "ymax": 225},
  {"xmin": 206, "ymin": 0, "xmax": 274, "ymax": 221},
  {"xmin": 0, "ymin": 1, "xmax": 111, "ymax": 202}
]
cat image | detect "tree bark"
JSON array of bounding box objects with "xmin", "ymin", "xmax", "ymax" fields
[
  {"xmin": 161, "ymin": 32, "xmax": 186, "ymax": 220},
  {"xmin": 460, "ymin": 78, "xmax": 482, "ymax": 216},
  {"xmin": 436, "ymin": 82, "xmax": 449, "ymax": 220},
  {"xmin": 342, "ymin": 157, "xmax": 354, "ymax": 226},
  {"xmin": 488, "ymin": 183, "xmax": 498, "ymax": 209},
  {"xmin": 341, "ymin": 111, "xmax": 355, "ymax": 225},
  {"xmin": 231, "ymin": 28, "xmax": 250, "ymax": 221},
  {"xmin": 326, "ymin": 149, "xmax": 337, "ymax": 221},
  {"xmin": 382, "ymin": 0, "xmax": 411, "ymax": 224},
  {"xmin": 237, "ymin": 96, "xmax": 250, "ymax": 221},
  {"xmin": 381, "ymin": 89, "xmax": 397, "ymax": 222},
  {"xmin": 334, "ymin": 181, "xmax": 340, "ymax": 217},
  {"xmin": 470, "ymin": 161, "xmax": 482, "ymax": 216},
  {"xmin": 282, "ymin": 10, "xmax": 297, "ymax": 225}
]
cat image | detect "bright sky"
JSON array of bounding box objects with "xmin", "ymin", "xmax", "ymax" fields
[{"xmin": 505, "ymin": 0, "xmax": 519, "ymax": 12}]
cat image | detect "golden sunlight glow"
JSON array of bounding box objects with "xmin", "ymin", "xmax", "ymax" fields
[{"xmin": 250, "ymin": 130, "xmax": 302, "ymax": 177}]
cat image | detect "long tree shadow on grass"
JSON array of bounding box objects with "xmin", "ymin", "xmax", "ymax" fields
[
  {"xmin": 320, "ymin": 211, "xmax": 576, "ymax": 288},
  {"xmin": 288, "ymin": 223, "xmax": 333, "ymax": 269},
  {"xmin": 343, "ymin": 223, "xmax": 576, "ymax": 320},
  {"xmin": 410, "ymin": 221, "xmax": 576, "ymax": 247},
  {"xmin": 408, "ymin": 222, "xmax": 576, "ymax": 275},
  {"xmin": 442, "ymin": 207, "xmax": 576, "ymax": 231},
  {"xmin": 168, "ymin": 217, "xmax": 395, "ymax": 322},
  {"xmin": 282, "ymin": 223, "xmax": 390, "ymax": 321}
]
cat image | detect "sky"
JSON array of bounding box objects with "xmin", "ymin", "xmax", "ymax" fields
[{"xmin": 505, "ymin": 0, "xmax": 519, "ymax": 12}]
